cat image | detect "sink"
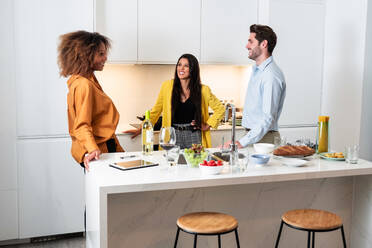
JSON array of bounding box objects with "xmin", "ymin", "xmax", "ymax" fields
[{"xmin": 211, "ymin": 152, "xmax": 246, "ymax": 162}]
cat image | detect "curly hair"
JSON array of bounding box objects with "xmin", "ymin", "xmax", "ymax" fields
[{"xmin": 57, "ymin": 30, "xmax": 111, "ymax": 77}]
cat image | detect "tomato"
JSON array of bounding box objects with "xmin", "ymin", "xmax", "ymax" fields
[{"xmin": 207, "ymin": 160, "xmax": 216, "ymax": 166}]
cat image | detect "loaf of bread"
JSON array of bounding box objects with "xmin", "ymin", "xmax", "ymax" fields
[{"xmin": 273, "ymin": 145, "xmax": 315, "ymax": 156}]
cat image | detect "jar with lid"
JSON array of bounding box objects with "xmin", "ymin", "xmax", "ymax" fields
[{"xmin": 316, "ymin": 116, "xmax": 329, "ymax": 153}]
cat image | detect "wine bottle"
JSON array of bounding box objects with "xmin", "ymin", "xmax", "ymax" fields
[{"xmin": 142, "ymin": 110, "xmax": 154, "ymax": 155}]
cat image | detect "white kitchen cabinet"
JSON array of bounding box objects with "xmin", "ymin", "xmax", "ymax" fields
[
  {"xmin": 0, "ymin": 0, "xmax": 18, "ymax": 241},
  {"xmin": 14, "ymin": 0, "xmax": 93, "ymax": 137},
  {"xmin": 201, "ymin": 0, "xmax": 258, "ymax": 64},
  {"xmin": 95, "ymin": 0, "xmax": 137, "ymax": 63},
  {"xmin": 17, "ymin": 138, "xmax": 84, "ymax": 238},
  {"xmin": 0, "ymin": 0, "xmax": 17, "ymax": 191},
  {"xmin": 268, "ymin": 0, "xmax": 325, "ymax": 126},
  {"xmin": 0, "ymin": 190, "xmax": 18, "ymax": 241},
  {"xmin": 138, "ymin": 0, "xmax": 201, "ymax": 63}
]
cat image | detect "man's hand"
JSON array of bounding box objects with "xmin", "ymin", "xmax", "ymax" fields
[
  {"xmin": 84, "ymin": 149, "xmax": 101, "ymax": 172},
  {"xmin": 123, "ymin": 129, "xmax": 141, "ymax": 139},
  {"xmin": 219, "ymin": 141, "xmax": 243, "ymax": 149}
]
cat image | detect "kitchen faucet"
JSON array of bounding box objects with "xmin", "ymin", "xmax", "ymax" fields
[{"xmin": 224, "ymin": 103, "xmax": 238, "ymax": 166}]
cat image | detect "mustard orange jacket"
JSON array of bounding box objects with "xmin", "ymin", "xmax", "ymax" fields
[
  {"xmin": 149, "ymin": 80, "xmax": 225, "ymax": 148},
  {"xmin": 67, "ymin": 75, "xmax": 124, "ymax": 163}
]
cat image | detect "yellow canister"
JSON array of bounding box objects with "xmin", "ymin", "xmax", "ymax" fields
[{"xmin": 317, "ymin": 116, "xmax": 329, "ymax": 153}]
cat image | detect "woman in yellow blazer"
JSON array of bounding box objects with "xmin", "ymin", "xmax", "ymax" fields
[
  {"xmin": 127, "ymin": 54, "xmax": 224, "ymax": 148},
  {"xmin": 58, "ymin": 31, "xmax": 124, "ymax": 170}
]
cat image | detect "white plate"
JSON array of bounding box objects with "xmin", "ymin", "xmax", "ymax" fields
[
  {"xmin": 274, "ymin": 154, "xmax": 315, "ymax": 160},
  {"xmin": 282, "ymin": 158, "xmax": 307, "ymax": 167}
]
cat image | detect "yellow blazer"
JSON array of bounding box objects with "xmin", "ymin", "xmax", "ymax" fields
[{"xmin": 150, "ymin": 80, "xmax": 225, "ymax": 148}]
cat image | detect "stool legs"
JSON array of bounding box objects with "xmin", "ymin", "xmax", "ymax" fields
[
  {"xmin": 173, "ymin": 227, "xmax": 180, "ymax": 248},
  {"xmin": 235, "ymin": 228, "xmax": 240, "ymax": 248},
  {"xmin": 174, "ymin": 227, "xmax": 241, "ymax": 247},
  {"xmin": 275, "ymin": 222, "xmax": 347, "ymax": 248},
  {"xmin": 234, "ymin": 229, "xmax": 241, "ymax": 248},
  {"xmin": 312, "ymin": 232, "xmax": 315, "ymax": 248},
  {"xmin": 275, "ymin": 220, "xmax": 284, "ymax": 248},
  {"xmin": 341, "ymin": 225, "xmax": 347, "ymax": 248}
]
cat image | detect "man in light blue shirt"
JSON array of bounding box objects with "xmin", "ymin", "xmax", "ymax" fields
[{"xmin": 228, "ymin": 24, "xmax": 286, "ymax": 148}]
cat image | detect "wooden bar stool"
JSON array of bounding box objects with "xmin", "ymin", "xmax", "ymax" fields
[
  {"xmin": 275, "ymin": 209, "xmax": 347, "ymax": 248},
  {"xmin": 174, "ymin": 212, "xmax": 240, "ymax": 248}
]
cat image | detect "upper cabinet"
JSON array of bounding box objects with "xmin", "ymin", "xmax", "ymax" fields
[
  {"xmin": 14, "ymin": 0, "xmax": 93, "ymax": 137},
  {"xmin": 138, "ymin": 0, "xmax": 201, "ymax": 63},
  {"xmin": 96, "ymin": 0, "xmax": 257, "ymax": 64},
  {"xmin": 95, "ymin": 0, "xmax": 137, "ymax": 63},
  {"xmin": 267, "ymin": 0, "xmax": 325, "ymax": 126},
  {"xmin": 201, "ymin": 0, "xmax": 258, "ymax": 64}
]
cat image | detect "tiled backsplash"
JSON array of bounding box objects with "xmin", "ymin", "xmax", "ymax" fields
[{"xmin": 96, "ymin": 64, "xmax": 252, "ymax": 130}]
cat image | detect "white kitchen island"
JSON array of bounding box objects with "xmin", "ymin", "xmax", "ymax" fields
[{"xmin": 86, "ymin": 150, "xmax": 372, "ymax": 248}]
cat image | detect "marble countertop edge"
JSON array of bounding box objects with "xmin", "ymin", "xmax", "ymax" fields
[{"xmin": 98, "ymin": 164, "xmax": 372, "ymax": 195}]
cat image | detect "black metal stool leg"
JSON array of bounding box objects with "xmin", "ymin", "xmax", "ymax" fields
[
  {"xmin": 341, "ymin": 225, "xmax": 347, "ymax": 248},
  {"xmin": 307, "ymin": 231, "xmax": 311, "ymax": 248},
  {"xmin": 193, "ymin": 234, "xmax": 197, "ymax": 248},
  {"xmin": 218, "ymin": 234, "xmax": 221, "ymax": 248},
  {"xmin": 173, "ymin": 227, "xmax": 180, "ymax": 248},
  {"xmin": 275, "ymin": 220, "xmax": 284, "ymax": 248},
  {"xmin": 312, "ymin": 232, "xmax": 315, "ymax": 248},
  {"xmin": 234, "ymin": 228, "xmax": 241, "ymax": 248}
]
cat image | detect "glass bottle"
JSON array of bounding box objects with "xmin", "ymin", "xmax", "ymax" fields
[
  {"xmin": 142, "ymin": 110, "xmax": 154, "ymax": 155},
  {"xmin": 316, "ymin": 116, "xmax": 329, "ymax": 153}
]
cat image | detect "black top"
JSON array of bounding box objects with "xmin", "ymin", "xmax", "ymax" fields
[{"xmin": 173, "ymin": 98, "xmax": 196, "ymax": 124}]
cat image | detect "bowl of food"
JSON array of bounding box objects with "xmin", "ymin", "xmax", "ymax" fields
[
  {"xmin": 183, "ymin": 144, "xmax": 209, "ymax": 168},
  {"xmin": 253, "ymin": 143, "xmax": 275, "ymax": 154},
  {"xmin": 250, "ymin": 154, "xmax": 271, "ymax": 165},
  {"xmin": 199, "ymin": 160, "xmax": 224, "ymax": 175}
]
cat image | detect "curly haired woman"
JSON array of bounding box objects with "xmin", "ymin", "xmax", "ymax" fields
[{"xmin": 57, "ymin": 30, "xmax": 124, "ymax": 171}]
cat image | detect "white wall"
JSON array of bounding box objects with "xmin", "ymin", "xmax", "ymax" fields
[
  {"xmin": 321, "ymin": 0, "xmax": 367, "ymax": 151},
  {"xmin": 351, "ymin": 1, "xmax": 372, "ymax": 247},
  {"xmin": 359, "ymin": 0, "xmax": 372, "ymax": 162},
  {"xmin": 96, "ymin": 64, "xmax": 251, "ymax": 131}
]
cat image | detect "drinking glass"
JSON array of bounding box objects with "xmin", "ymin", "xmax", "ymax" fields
[
  {"xmin": 345, "ymin": 145, "xmax": 359, "ymax": 164},
  {"xmin": 274, "ymin": 136, "xmax": 286, "ymax": 148},
  {"xmin": 159, "ymin": 127, "xmax": 177, "ymax": 164},
  {"xmin": 167, "ymin": 145, "xmax": 180, "ymax": 167},
  {"xmin": 238, "ymin": 148, "xmax": 249, "ymax": 172}
]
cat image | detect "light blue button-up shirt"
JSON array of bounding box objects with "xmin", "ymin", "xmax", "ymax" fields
[{"xmin": 239, "ymin": 56, "xmax": 286, "ymax": 147}]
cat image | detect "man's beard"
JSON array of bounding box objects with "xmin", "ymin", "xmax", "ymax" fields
[{"xmin": 248, "ymin": 47, "xmax": 262, "ymax": 60}]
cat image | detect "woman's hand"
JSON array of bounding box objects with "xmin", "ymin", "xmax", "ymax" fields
[
  {"xmin": 123, "ymin": 129, "xmax": 141, "ymax": 139},
  {"xmin": 84, "ymin": 149, "xmax": 101, "ymax": 172},
  {"xmin": 191, "ymin": 120, "xmax": 210, "ymax": 131}
]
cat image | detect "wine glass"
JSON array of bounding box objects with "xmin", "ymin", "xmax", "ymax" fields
[{"xmin": 159, "ymin": 127, "xmax": 177, "ymax": 165}]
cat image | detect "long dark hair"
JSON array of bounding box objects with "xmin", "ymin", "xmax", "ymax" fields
[{"xmin": 171, "ymin": 54, "xmax": 202, "ymax": 127}]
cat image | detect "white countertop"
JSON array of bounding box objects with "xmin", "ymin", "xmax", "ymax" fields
[{"xmin": 88, "ymin": 149, "xmax": 372, "ymax": 194}]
